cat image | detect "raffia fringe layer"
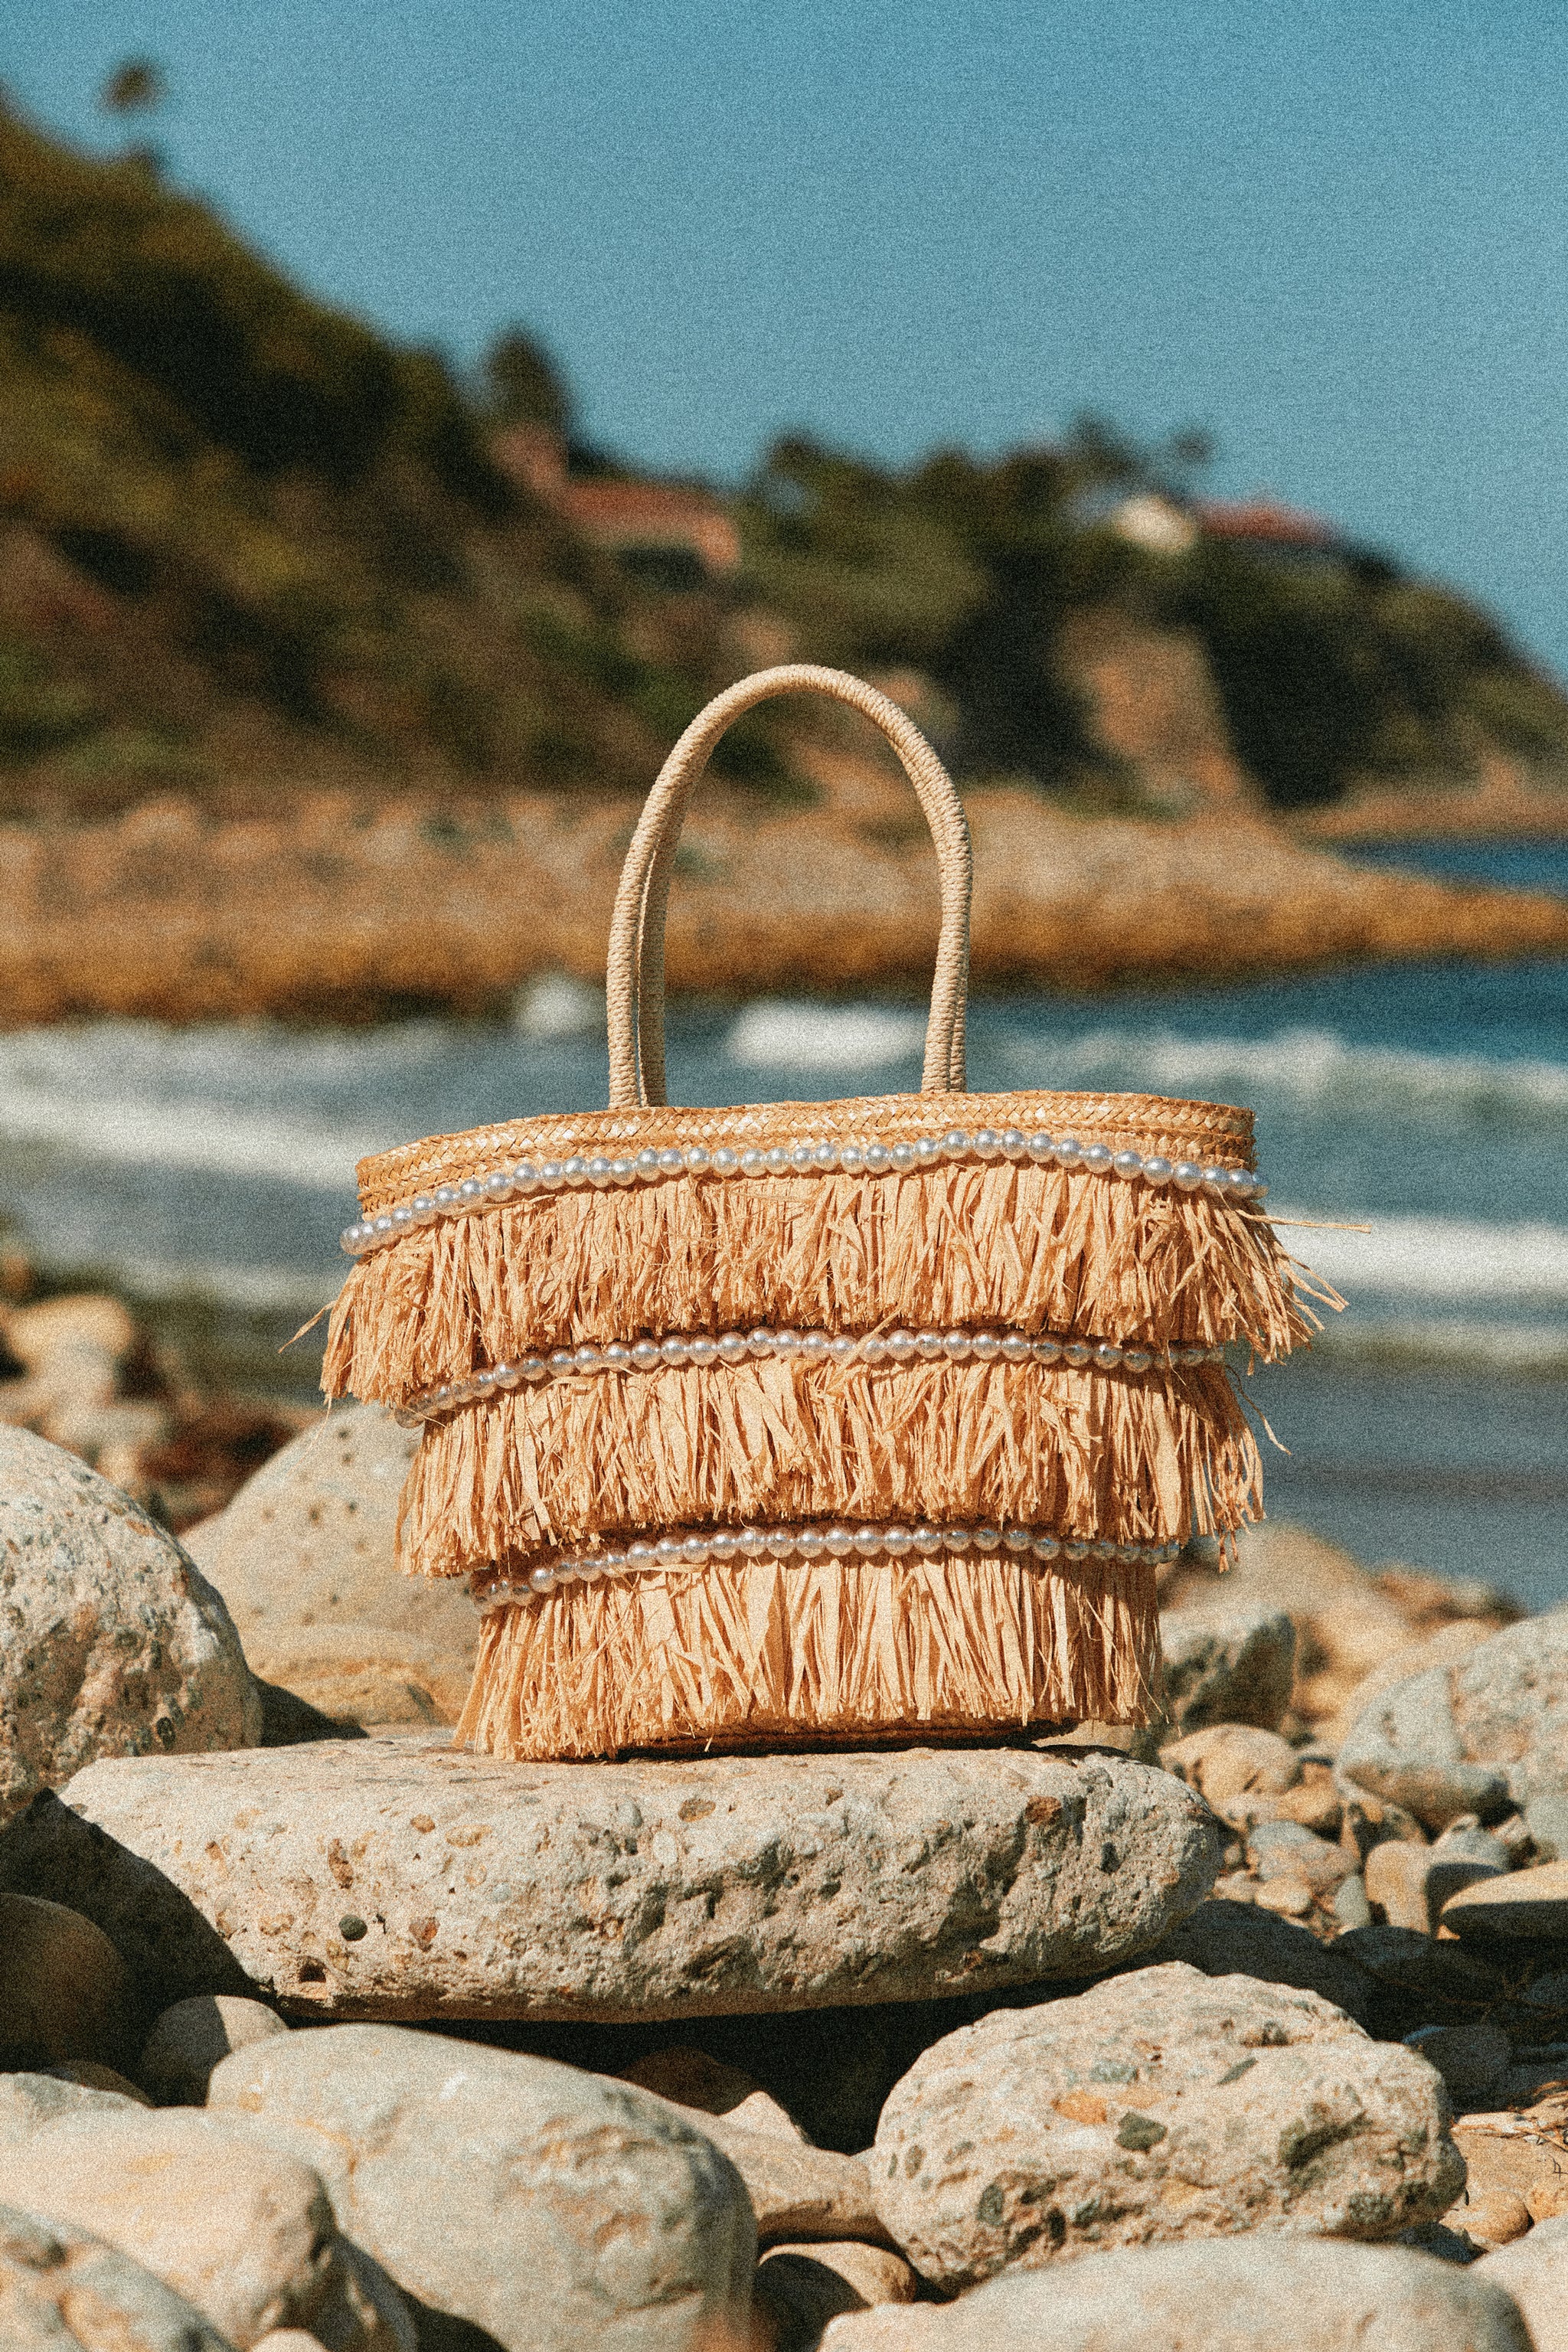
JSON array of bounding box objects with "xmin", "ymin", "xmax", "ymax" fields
[
  {"xmin": 454, "ymin": 1550, "xmax": 1162, "ymax": 1758},
  {"xmin": 396, "ymin": 1355, "xmax": 1259, "ymax": 1578},
  {"xmin": 326, "ymin": 1158, "xmax": 1324, "ymax": 1407}
]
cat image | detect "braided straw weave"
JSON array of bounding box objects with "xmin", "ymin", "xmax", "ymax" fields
[{"xmin": 326, "ymin": 666, "xmax": 1321, "ymax": 1759}]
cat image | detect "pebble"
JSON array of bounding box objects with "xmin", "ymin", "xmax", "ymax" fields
[
  {"xmin": 207, "ymin": 2020, "xmax": 756, "ymax": 2352},
  {"xmin": 645, "ymin": 2099, "xmax": 890, "ymax": 2247},
  {"xmin": 0, "ymin": 2107, "xmax": 389, "ymax": 2349},
  {"xmin": 0, "ymin": 1892, "xmax": 126, "ymax": 2064},
  {"xmin": 1477, "ymin": 2215, "xmax": 1568, "ymax": 2350},
  {"xmin": 1334, "ymin": 1872, "xmax": 1374, "ymax": 1930},
  {"xmin": 1156, "ymin": 1602, "xmax": 1297, "ymax": 1734},
  {"xmin": 871, "ymin": 1961, "xmax": 1464, "ymax": 2292},
  {"xmin": 0, "ymin": 2202, "xmax": 233, "ymax": 2352},
  {"xmin": 1341, "ymin": 1611, "xmax": 1568, "ymax": 1832},
  {"xmin": 1444, "ymin": 1861, "xmax": 1568, "ymax": 1945},
  {"xmin": 138, "ymin": 1993, "xmax": 291, "ymax": 2106},
  {"xmin": 0, "ymin": 1426, "xmax": 258, "ymax": 1826},
  {"xmin": 1450, "ymin": 2190, "xmax": 1533, "ymax": 2249},
  {"xmin": 819, "ymin": 2238, "xmax": 1534, "ymax": 2350},
  {"xmin": 753, "ymin": 2242, "xmax": 916, "ymax": 2350},
  {"xmin": 1248, "ymin": 1816, "xmax": 1353, "ymax": 1892},
  {"xmin": 1158, "ymin": 1723, "xmax": 1301, "ymax": 1808},
  {"xmin": 44, "ymin": 1734, "xmax": 1220, "ymax": 2020}
]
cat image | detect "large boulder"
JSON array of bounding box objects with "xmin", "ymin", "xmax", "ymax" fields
[
  {"xmin": 0, "ymin": 1427, "xmax": 259, "ymax": 1822},
  {"xmin": 207, "ymin": 2020, "xmax": 755, "ymax": 2352},
  {"xmin": 817, "ymin": 2239, "xmax": 1532, "ymax": 2351},
  {"xmin": 871, "ymin": 1962, "xmax": 1463, "ymax": 2293},
  {"xmin": 185, "ymin": 1404, "xmax": 475, "ymax": 1726},
  {"xmin": 1340, "ymin": 1610, "xmax": 1568, "ymax": 1832},
  {"xmin": 39, "ymin": 1733, "xmax": 1220, "ymax": 2020},
  {"xmin": 0, "ymin": 2203, "xmax": 235, "ymax": 2352}
]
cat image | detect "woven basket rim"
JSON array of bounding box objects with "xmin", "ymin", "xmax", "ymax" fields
[{"xmin": 355, "ymin": 1086, "xmax": 1255, "ymax": 1200}]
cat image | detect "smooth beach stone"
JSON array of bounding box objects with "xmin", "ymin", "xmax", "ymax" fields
[
  {"xmin": 139, "ymin": 1994, "xmax": 290, "ymax": 2106},
  {"xmin": 1442, "ymin": 1860, "xmax": 1568, "ymax": 1944},
  {"xmin": 0, "ymin": 2203, "xmax": 235, "ymax": 2352},
  {"xmin": 47, "ymin": 1733, "xmax": 1220, "ymax": 2021},
  {"xmin": 0, "ymin": 1892, "xmax": 127, "ymax": 2064},
  {"xmin": 0, "ymin": 2109, "xmax": 364, "ymax": 2350},
  {"xmin": 871, "ymin": 1961, "xmax": 1464, "ymax": 2294},
  {"xmin": 0, "ymin": 1426, "xmax": 259, "ymax": 1826},
  {"xmin": 753, "ymin": 2241, "xmax": 917, "ymax": 2347},
  {"xmin": 648, "ymin": 2101, "xmax": 890, "ymax": 2246},
  {"xmin": 206, "ymin": 2021, "xmax": 754, "ymax": 2352},
  {"xmin": 817, "ymin": 2239, "xmax": 1534, "ymax": 2352},
  {"xmin": 1341, "ymin": 1609, "xmax": 1568, "ymax": 1832},
  {"xmin": 1477, "ymin": 2217, "xmax": 1568, "ymax": 2352},
  {"xmin": 184, "ymin": 1404, "xmax": 476, "ymax": 1726},
  {"xmin": 1156, "ymin": 1602, "xmax": 1297, "ymax": 1734},
  {"xmin": 0, "ymin": 2069, "xmax": 149, "ymax": 2137},
  {"xmin": 1130, "ymin": 1896, "xmax": 1378, "ymax": 2027},
  {"xmin": 1158, "ymin": 1723, "xmax": 1302, "ymax": 1808}
]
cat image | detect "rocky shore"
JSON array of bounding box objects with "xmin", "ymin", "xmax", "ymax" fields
[
  {"xmin": 6, "ymin": 1412, "xmax": 1568, "ymax": 2348},
  {"xmin": 3, "ymin": 763, "xmax": 1566, "ymax": 1027}
]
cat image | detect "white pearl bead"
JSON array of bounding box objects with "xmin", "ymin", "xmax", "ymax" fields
[
  {"xmin": 1062, "ymin": 1341, "xmax": 1091, "ymax": 1367},
  {"xmin": 628, "ymin": 1540, "xmax": 658, "ymax": 1568},
  {"xmin": 852, "ymin": 1526, "xmax": 882, "ymax": 1557},
  {"xmin": 747, "ymin": 1328, "xmax": 776, "ymax": 1356},
  {"xmin": 773, "ymin": 1329, "xmax": 802, "ymax": 1357},
  {"xmin": 973, "ymin": 1128, "xmax": 1001, "ymax": 1158},
  {"xmin": 828, "ymin": 1335, "xmax": 855, "ymax": 1364},
  {"xmin": 942, "ymin": 1129, "xmax": 971, "ymax": 1156},
  {"xmin": 864, "ymin": 1142, "xmax": 891, "ymax": 1174},
  {"xmin": 521, "ymin": 1357, "xmax": 548, "ymax": 1383},
  {"xmin": 681, "ymin": 1534, "xmax": 710, "ymax": 1565},
  {"xmin": 824, "ymin": 1525, "xmax": 855, "ymax": 1557},
  {"xmin": 575, "ymin": 1344, "xmax": 603, "ymax": 1372},
  {"xmin": 712, "ymin": 1148, "xmax": 740, "ymax": 1175},
  {"xmin": 1003, "ymin": 1527, "xmax": 1033, "ymax": 1553},
  {"xmin": 655, "ymin": 1148, "xmax": 683, "ymax": 1175},
  {"xmin": 601, "ymin": 1549, "xmax": 628, "ymax": 1575},
  {"xmin": 944, "ymin": 1526, "xmax": 973, "ymax": 1552},
  {"xmin": 970, "ymin": 1331, "xmax": 1001, "ymax": 1362},
  {"xmin": 767, "ymin": 1527, "xmax": 795, "ymax": 1557},
  {"xmin": 528, "ymin": 1565, "xmax": 557, "ymax": 1593},
  {"xmin": 656, "ymin": 1537, "xmax": 684, "ymax": 1565},
  {"xmin": 549, "ymin": 1351, "xmax": 576, "ymax": 1375},
  {"xmin": 537, "ymin": 1164, "xmax": 562, "ymax": 1191},
  {"xmin": 1112, "ymin": 1150, "xmax": 1143, "ymax": 1181},
  {"xmin": 881, "ymin": 1527, "xmax": 913, "ymax": 1557},
  {"xmin": 609, "ymin": 1158, "xmax": 635, "ymax": 1184},
  {"xmin": 739, "ymin": 1526, "xmax": 768, "ymax": 1557},
  {"xmin": 1053, "ymin": 1139, "xmax": 1083, "ymax": 1170},
  {"xmin": 1142, "ymin": 1156, "xmax": 1173, "ymax": 1184},
  {"xmin": 858, "ymin": 1335, "xmax": 887, "ymax": 1364},
  {"xmin": 915, "ymin": 1135, "xmax": 942, "ymax": 1164},
  {"xmin": 911, "ymin": 1524, "xmax": 942, "ymax": 1555},
  {"xmin": 435, "ymin": 1184, "xmax": 459, "ymax": 1211},
  {"xmin": 457, "ymin": 1178, "xmax": 485, "ymax": 1210},
  {"xmin": 686, "ymin": 1337, "xmax": 718, "ymax": 1367},
  {"xmin": 839, "ymin": 1144, "xmax": 865, "ymax": 1173},
  {"xmin": 709, "ymin": 1530, "xmax": 739, "ymax": 1561},
  {"xmin": 717, "ymin": 1333, "xmax": 749, "ymax": 1364},
  {"xmin": 1201, "ymin": 1165, "xmax": 1228, "ymax": 1193},
  {"xmin": 483, "ymin": 1171, "xmax": 512, "ymax": 1203},
  {"xmin": 562, "ymin": 1158, "xmax": 589, "ymax": 1184},
  {"xmin": 795, "ymin": 1528, "xmax": 826, "ymax": 1560},
  {"xmin": 890, "ymin": 1142, "xmax": 916, "ymax": 1171},
  {"xmin": 766, "ymin": 1146, "xmax": 791, "ymax": 1173},
  {"xmin": 885, "ymin": 1331, "xmax": 917, "ymax": 1362},
  {"xmin": 585, "ymin": 1157, "xmax": 612, "ymax": 1187},
  {"xmin": 1001, "ymin": 1129, "xmax": 1027, "ymax": 1156},
  {"xmin": 413, "ymin": 1192, "xmax": 439, "ymax": 1222},
  {"xmin": 603, "ymin": 1343, "xmax": 632, "ymax": 1370},
  {"xmin": 789, "ymin": 1142, "xmax": 815, "ymax": 1171},
  {"xmin": 473, "ymin": 1367, "xmax": 497, "ymax": 1392},
  {"xmin": 633, "ymin": 1148, "xmax": 659, "ymax": 1180},
  {"xmin": 799, "ymin": 1334, "xmax": 830, "ymax": 1362},
  {"xmin": 916, "ymin": 1331, "xmax": 946, "ymax": 1360},
  {"xmin": 631, "ymin": 1340, "xmax": 661, "ymax": 1370},
  {"xmin": 813, "ymin": 1141, "xmax": 840, "ymax": 1171},
  {"xmin": 740, "ymin": 1149, "xmax": 766, "ymax": 1175},
  {"xmin": 1027, "ymin": 1132, "xmax": 1054, "ymax": 1162},
  {"xmin": 942, "ymin": 1332, "xmax": 972, "ymax": 1361},
  {"xmin": 392, "ymin": 1204, "xmax": 416, "ymax": 1233},
  {"xmin": 973, "ymin": 1525, "xmax": 1001, "ymax": 1551},
  {"xmin": 684, "ymin": 1146, "xmax": 711, "ymax": 1174},
  {"xmin": 1173, "ymin": 1161, "xmax": 1204, "ymax": 1191},
  {"xmin": 660, "ymin": 1338, "xmax": 691, "ymax": 1367},
  {"xmin": 999, "ymin": 1334, "xmax": 1031, "ymax": 1364},
  {"xmin": 1081, "ymin": 1144, "xmax": 1112, "ymax": 1174}
]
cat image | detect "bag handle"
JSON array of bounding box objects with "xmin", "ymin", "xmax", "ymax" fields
[{"xmin": 606, "ymin": 665, "xmax": 972, "ymax": 1109}]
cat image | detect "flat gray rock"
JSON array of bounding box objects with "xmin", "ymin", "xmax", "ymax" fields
[
  {"xmin": 819, "ymin": 2239, "xmax": 1533, "ymax": 2351},
  {"xmin": 46, "ymin": 1733, "xmax": 1220, "ymax": 2021},
  {"xmin": 0, "ymin": 2203, "xmax": 236, "ymax": 2352},
  {"xmin": 0, "ymin": 1427, "xmax": 258, "ymax": 1824},
  {"xmin": 1341, "ymin": 1610, "xmax": 1568, "ymax": 1831},
  {"xmin": 872, "ymin": 1961, "xmax": 1464, "ymax": 2294},
  {"xmin": 207, "ymin": 2021, "xmax": 754, "ymax": 2352}
]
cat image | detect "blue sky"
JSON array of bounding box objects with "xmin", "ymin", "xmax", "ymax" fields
[{"xmin": 11, "ymin": 0, "xmax": 1568, "ymax": 669}]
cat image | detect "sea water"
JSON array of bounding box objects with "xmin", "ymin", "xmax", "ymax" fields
[{"xmin": 1, "ymin": 838, "xmax": 1562, "ymax": 1605}]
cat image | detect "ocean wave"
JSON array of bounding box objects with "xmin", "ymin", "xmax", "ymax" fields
[
  {"xmin": 1001, "ymin": 1023, "xmax": 1568, "ymax": 1126},
  {"xmin": 1276, "ymin": 1209, "xmax": 1568, "ymax": 1302},
  {"xmin": 726, "ymin": 999, "xmax": 929, "ymax": 1071}
]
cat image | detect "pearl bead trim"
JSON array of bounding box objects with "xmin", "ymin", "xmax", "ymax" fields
[
  {"xmin": 392, "ymin": 1323, "xmax": 1227, "ymax": 1424},
  {"xmin": 469, "ymin": 1520, "xmax": 1185, "ymax": 1608},
  {"xmin": 343, "ymin": 1126, "xmax": 1267, "ymax": 1257}
]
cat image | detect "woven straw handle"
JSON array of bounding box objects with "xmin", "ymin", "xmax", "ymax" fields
[{"xmin": 606, "ymin": 665, "xmax": 973, "ymax": 1109}]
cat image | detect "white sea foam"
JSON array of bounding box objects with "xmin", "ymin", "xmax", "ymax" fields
[
  {"xmin": 1003, "ymin": 1024, "xmax": 1568, "ymax": 1125},
  {"xmin": 726, "ymin": 999, "xmax": 929, "ymax": 1071},
  {"xmin": 1273, "ymin": 1209, "xmax": 1568, "ymax": 1303}
]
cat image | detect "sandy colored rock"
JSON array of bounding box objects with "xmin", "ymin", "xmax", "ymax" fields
[
  {"xmin": 754, "ymin": 2243, "xmax": 916, "ymax": 2350},
  {"xmin": 1365, "ymin": 1840, "xmax": 1442, "ymax": 1935},
  {"xmin": 207, "ymin": 2021, "xmax": 754, "ymax": 2352},
  {"xmin": 185, "ymin": 1406, "xmax": 475, "ymax": 1725},
  {"xmin": 0, "ymin": 2069, "xmax": 151, "ymax": 2141},
  {"xmin": 1444, "ymin": 1860, "xmax": 1568, "ymax": 1944},
  {"xmin": 653, "ymin": 2103, "xmax": 890, "ymax": 2247},
  {"xmin": 0, "ymin": 1427, "xmax": 259, "ymax": 1824},
  {"xmin": 1447, "ymin": 2190, "xmax": 1532, "ymax": 2249},
  {"xmin": 0, "ymin": 1893, "xmax": 126, "ymax": 2063},
  {"xmin": 819, "ymin": 2238, "xmax": 1534, "ymax": 2350},
  {"xmin": 139, "ymin": 1994, "xmax": 290, "ymax": 2106},
  {"xmin": 31, "ymin": 2059, "xmax": 152, "ymax": 2103},
  {"xmin": 1477, "ymin": 2215, "xmax": 1568, "ymax": 2350},
  {"xmin": 1156, "ymin": 1604, "xmax": 1296, "ymax": 1733},
  {"xmin": 0, "ymin": 2202, "xmax": 235, "ymax": 2352},
  {"xmin": 1159, "ymin": 1723, "xmax": 1301, "ymax": 1809},
  {"xmin": 1325, "ymin": 1619, "xmax": 1496, "ymax": 1747},
  {"xmin": 872, "ymin": 1961, "xmax": 1463, "ymax": 2293},
  {"xmin": 1129, "ymin": 1896, "xmax": 1377, "ymax": 2027},
  {"xmin": 50, "ymin": 1733, "xmax": 1219, "ymax": 2021},
  {"xmin": 0, "ymin": 2109, "xmax": 355, "ymax": 2347},
  {"xmin": 619, "ymin": 2048, "xmax": 808, "ymax": 2144},
  {"xmin": 1455, "ymin": 2115, "xmax": 1568, "ymax": 2210},
  {"xmin": 1343, "ymin": 1611, "xmax": 1568, "ymax": 1834}
]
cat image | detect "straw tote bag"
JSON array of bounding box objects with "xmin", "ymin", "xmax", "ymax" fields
[{"xmin": 325, "ymin": 665, "xmax": 1316, "ymax": 1760}]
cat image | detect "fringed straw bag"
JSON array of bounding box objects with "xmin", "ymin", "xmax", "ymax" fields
[{"xmin": 325, "ymin": 665, "xmax": 1321, "ymax": 1760}]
